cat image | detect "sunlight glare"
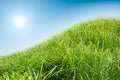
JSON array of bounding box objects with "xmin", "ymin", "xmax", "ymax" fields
[{"xmin": 14, "ymin": 16, "xmax": 26, "ymax": 29}]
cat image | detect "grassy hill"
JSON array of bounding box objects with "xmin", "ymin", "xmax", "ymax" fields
[{"xmin": 0, "ymin": 18, "xmax": 120, "ymax": 80}]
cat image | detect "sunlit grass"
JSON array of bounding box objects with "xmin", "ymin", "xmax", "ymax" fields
[{"xmin": 0, "ymin": 18, "xmax": 120, "ymax": 80}]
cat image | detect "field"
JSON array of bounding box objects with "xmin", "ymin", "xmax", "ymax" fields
[{"xmin": 0, "ymin": 18, "xmax": 120, "ymax": 80}]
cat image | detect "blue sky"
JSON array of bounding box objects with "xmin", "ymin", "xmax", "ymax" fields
[{"xmin": 0, "ymin": 0, "xmax": 120, "ymax": 55}]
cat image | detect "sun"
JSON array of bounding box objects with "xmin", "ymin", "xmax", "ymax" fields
[{"xmin": 13, "ymin": 16, "xmax": 26, "ymax": 29}]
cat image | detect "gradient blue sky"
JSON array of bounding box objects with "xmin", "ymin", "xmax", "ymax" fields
[{"xmin": 0, "ymin": 0, "xmax": 120, "ymax": 55}]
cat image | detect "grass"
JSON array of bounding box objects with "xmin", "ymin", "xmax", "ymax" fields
[{"xmin": 0, "ymin": 18, "xmax": 120, "ymax": 80}]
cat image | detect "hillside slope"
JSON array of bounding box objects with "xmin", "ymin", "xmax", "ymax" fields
[{"xmin": 0, "ymin": 18, "xmax": 120, "ymax": 80}]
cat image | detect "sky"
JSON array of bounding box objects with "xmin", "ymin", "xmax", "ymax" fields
[{"xmin": 0, "ymin": 0, "xmax": 120, "ymax": 55}]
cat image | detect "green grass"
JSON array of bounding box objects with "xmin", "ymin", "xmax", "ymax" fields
[{"xmin": 0, "ymin": 18, "xmax": 120, "ymax": 80}]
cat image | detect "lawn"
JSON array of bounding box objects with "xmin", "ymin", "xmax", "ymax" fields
[{"xmin": 0, "ymin": 18, "xmax": 120, "ymax": 80}]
